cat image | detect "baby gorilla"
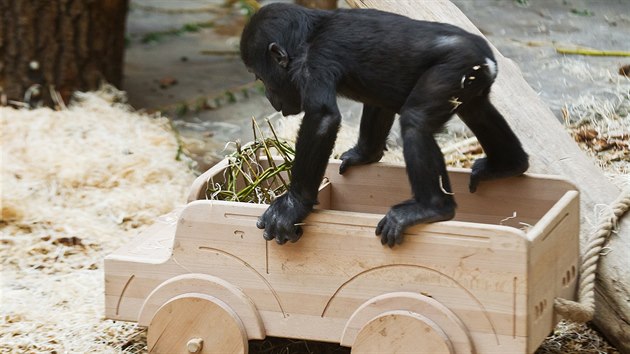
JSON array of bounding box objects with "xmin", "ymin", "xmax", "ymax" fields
[{"xmin": 240, "ymin": 3, "xmax": 528, "ymax": 247}]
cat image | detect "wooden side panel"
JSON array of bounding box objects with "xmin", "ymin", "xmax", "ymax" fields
[
  {"xmin": 526, "ymin": 191, "xmax": 580, "ymax": 353},
  {"xmin": 105, "ymin": 214, "xmax": 180, "ymax": 321},
  {"xmin": 105, "ymin": 263, "xmax": 170, "ymax": 322},
  {"xmin": 171, "ymin": 200, "xmax": 530, "ymax": 352},
  {"xmin": 323, "ymin": 161, "xmax": 574, "ymax": 228},
  {"xmin": 190, "ymin": 160, "xmax": 576, "ymax": 228},
  {"xmin": 188, "ymin": 158, "xmax": 230, "ymax": 202},
  {"xmin": 315, "ymin": 180, "xmax": 332, "ymax": 210}
]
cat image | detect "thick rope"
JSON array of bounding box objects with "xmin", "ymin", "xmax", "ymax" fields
[{"xmin": 554, "ymin": 188, "xmax": 630, "ymax": 322}]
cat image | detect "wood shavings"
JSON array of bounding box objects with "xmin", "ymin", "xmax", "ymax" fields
[
  {"xmin": 0, "ymin": 85, "xmax": 196, "ymax": 352},
  {"xmin": 500, "ymin": 211, "xmax": 518, "ymax": 225}
]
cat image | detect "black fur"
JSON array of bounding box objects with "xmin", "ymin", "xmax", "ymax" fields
[{"xmin": 240, "ymin": 3, "xmax": 529, "ymax": 247}]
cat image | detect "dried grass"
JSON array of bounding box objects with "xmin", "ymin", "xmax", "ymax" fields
[
  {"xmin": 564, "ymin": 88, "xmax": 630, "ymax": 190},
  {"xmin": 206, "ymin": 119, "xmax": 294, "ymax": 204},
  {"xmin": 536, "ymin": 321, "xmax": 619, "ymax": 354}
]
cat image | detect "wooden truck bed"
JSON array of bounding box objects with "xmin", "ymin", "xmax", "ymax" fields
[{"xmin": 105, "ymin": 160, "xmax": 579, "ymax": 353}]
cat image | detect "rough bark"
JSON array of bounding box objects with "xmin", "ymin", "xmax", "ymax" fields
[
  {"xmin": 0, "ymin": 0, "xmax": 129, "ymax": 105},
  {"xmin": 347, "ymin": 1, "xmax": 629, "ymax": 352}
]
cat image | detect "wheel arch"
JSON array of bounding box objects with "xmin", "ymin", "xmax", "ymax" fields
[
  {"xmin": 341, "ymin": 291, "xmax": 475, "ymax": 353},
  {"xmin": 138, "ymin": 273, "xmax": 265, "ymax": 339}
]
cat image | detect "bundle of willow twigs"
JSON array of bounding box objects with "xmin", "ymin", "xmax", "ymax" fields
[{"xmin": 206, "ymin": 119, "xmax": 295, "ymax": 203}]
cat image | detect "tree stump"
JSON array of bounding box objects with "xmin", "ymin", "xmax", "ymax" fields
[{"xmin": 0, "ymin": 0, "xmax": 129, "ymax": 106}]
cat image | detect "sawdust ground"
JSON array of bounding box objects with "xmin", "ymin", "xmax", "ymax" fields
[{"xmin": 0, "ymin": 87, "xmax": 196, "ymax": 353}]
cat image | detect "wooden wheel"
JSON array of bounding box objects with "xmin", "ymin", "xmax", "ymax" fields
[
  {"xmin": 147, "ymin": 293, "xmax": 248, "ymax": 354},
  {"xmin": 342, "ymin": 292, "xmax": 472, "ymax": 353},
  {"xmin": 351, "ymin": 310, "xmax": 453, "ymax": 354}
]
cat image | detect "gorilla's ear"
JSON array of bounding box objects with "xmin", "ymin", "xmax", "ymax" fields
[{"xmin": 268, "ymin": 42, "xmax": 289, "ymax": 68}]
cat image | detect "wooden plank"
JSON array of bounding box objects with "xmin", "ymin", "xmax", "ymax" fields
[
  {"xmin": 346, "ymin": 1, "xmax": 630, "ymax": 351},
  {"xmin": 106, "ymin": 161, "xmax": 579, "ymax": 353},
  {"xmin": 526, "ymin": 191, "xmax": 580, "ymax": 352},
  {"xmin": 323, "ymin": 161, "xmax": 572, "ymax": 227},
  {"xmin": 188, "ymin": 158, "xmax": 230, "ymax": 202},
  {"xmin": 171, "ymin": 200, "xmax": 530, "ymax": 352}
]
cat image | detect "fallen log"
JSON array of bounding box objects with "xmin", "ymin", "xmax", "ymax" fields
[{"xmin": 347, "ymin": 0, "xmax": 629, "ymax": 352}]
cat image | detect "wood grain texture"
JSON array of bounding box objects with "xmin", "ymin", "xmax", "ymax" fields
[
  {"xmin": 147, "ymin": 293, "xmax": 248, "ymax": 354},
  {"xmin": 345, "ymin": 1, "xmax": 629, "ymax": 351},
  {"xmin": 341, "ymin": 292, "xmax": 473, "ymax": 353},
  {"xmin": 105, "ymin": 160, "xmax": 579, "ymax": 353},
  {"xmin": 138, "ymin": 273, "xmax": 265, "ymax": 339},
  {"xmin": 352, "ymin": 310, "xmax": 453, "ymax": 354}
]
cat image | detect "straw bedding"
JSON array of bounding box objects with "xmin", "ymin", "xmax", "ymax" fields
[{"xmin": 1, "ymin": 87, "xmax": 196, "ymax": 353}]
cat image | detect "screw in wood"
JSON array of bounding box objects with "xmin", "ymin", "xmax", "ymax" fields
[{"xmin": 187, "ymin": 338, "xmax": 204, "ymax": 353}]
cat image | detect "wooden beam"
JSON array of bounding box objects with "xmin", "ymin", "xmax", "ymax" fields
[{"xmin": 346, "ymin": 1, "xmax": 629, "ymax": 352}]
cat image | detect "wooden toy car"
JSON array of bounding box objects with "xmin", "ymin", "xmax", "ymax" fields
[{"xmin": 105, "ymin": 159, "xmax": 579, "ymax": 353}]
